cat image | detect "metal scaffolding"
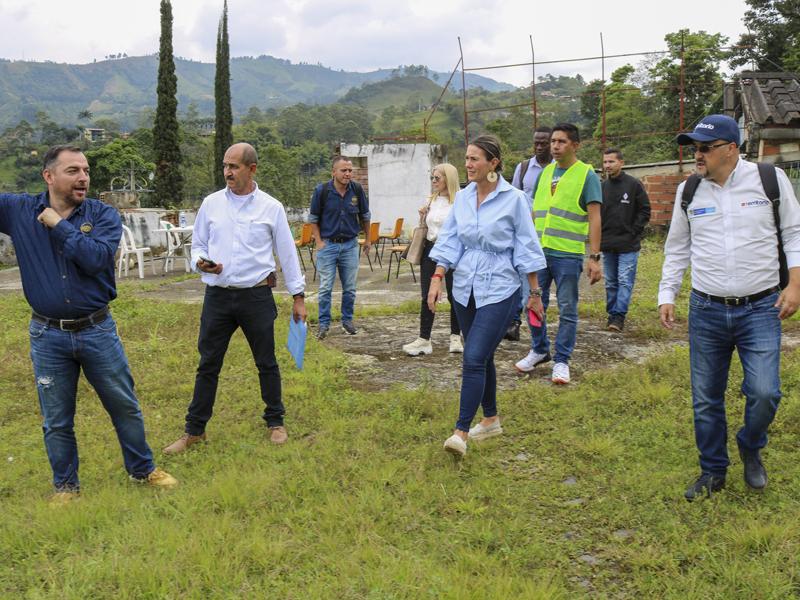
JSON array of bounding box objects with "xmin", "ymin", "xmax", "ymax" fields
[{"xmin": 418, "ymin": 34, "xmax": 751, "ymax": 169}]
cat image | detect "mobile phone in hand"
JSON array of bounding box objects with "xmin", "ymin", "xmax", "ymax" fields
[
  {"xmin": 527, "ymin": 308, "xmax": 541, "ymax": 328},
  {"xmin": 199, "ymin": 256, "xmax": 217, "ymax": 268}
]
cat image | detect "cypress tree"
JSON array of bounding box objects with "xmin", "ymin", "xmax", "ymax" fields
[
  {"xmin": 153, "ymin": 0, "xmax": 183, "ymax": 206},
  {"xmin": 213, "ymin": 0, "xmax": 233, "ymax": 190}
]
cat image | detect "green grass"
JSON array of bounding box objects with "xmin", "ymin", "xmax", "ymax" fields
[{"xmin": 2, "ymin": 242, "xmax": 800, "ymax": 598}]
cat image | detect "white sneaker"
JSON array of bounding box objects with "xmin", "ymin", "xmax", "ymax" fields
[
  {"xmin": 514, "ymin": 349, "xmax": 552, "ymax": 373},
  {"xmin": 468, "ymin": 419, "xmax": 503, "ymax": 441},
  {"xmin": 552, "ymin": 362, "xmax": 571, "ymax": 385},
  {"xmin": 449, "ymin": 334, "xmax": 464, "ymax": 353},
  {"xmin": 443, "ymin": 434, "xmax": 467, "ymax": 456},
  {"xmin": 403, "ymin": 337, "xmax": 433, "ymax": 356}
]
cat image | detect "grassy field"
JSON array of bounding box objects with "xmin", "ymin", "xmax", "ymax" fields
[{"xmin": 2, "ymin": 240, "xmax": 800, "ymax": 598}]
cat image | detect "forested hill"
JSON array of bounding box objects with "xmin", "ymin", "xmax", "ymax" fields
[{"xmin": 0, "ymin": 55, "xmax": 513, "ymax": 129}]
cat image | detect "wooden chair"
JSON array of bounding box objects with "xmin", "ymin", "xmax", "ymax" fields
[
  {"xmin": 358, "ymin": 222, "xmax": 382, "ymax": 271},
  {"xmin": 294, "ymin": 223, "xmax": 315, "ymax": 272},
  {"xmin": 118, "ymin": 224, "xmax": 156, "ymax": 279},
  {"xmin": 386, "ymin": 245, "xmax": 416, "ymax": 283},
  {"xmin": 377, "ymin": 217, "xmax": 404, "ymax": 262}
]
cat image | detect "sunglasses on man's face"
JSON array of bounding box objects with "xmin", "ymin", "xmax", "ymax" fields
[{"xmin": 690, "ymin": 142, "xmax": 731, "ymax": 154}]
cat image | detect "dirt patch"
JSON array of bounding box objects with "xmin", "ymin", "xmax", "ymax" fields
[{"xmin": 318, "ymin": 313, "xmax": 688, "ymax": 392}]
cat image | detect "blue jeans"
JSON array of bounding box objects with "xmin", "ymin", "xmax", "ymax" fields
[
  {"xmin": 453, "ymin": 289, "xmax": 520, "ymax": 432},
  {"xmin": 529, "ymin": 255, "xmax": 582, "ymax": 364},
  {"xmin": 29, "ymin": 315, "xmax": 155, "ymax": 491},
  {"xmin": 689, "ymin": 291, "xmax": 782, "ymax": 476},
  {"xmin": 316, "ymin": 238, "xmax": 360, "ymax": 327},
  {"xmin": 603, "ymin": 251, "xmax": 639, "ymax": 317}
]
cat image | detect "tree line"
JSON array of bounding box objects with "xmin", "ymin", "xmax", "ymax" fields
[{"xmin": 0, "ymin": 0, "xmax": 796, "ymax": 209}]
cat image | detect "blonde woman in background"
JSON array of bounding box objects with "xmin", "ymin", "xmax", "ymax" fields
[{"xmin": 403, "ymin": 163, "xmax": 463, "ymax": 356}]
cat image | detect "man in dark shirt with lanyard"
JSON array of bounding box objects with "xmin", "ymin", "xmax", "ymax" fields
[
  {"xmin": 0, "ymin": 145, "xmax": 177, "ymax": 504},
  {"xmin": 309, "ymin": 156, "xmax": 371, "ymax": 339}
]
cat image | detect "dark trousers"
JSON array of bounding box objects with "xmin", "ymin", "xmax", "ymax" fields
[
  {"xmin": 419, "ymin": 240, "xmax": 460, "ymax": 339},
  {"xmin": 185, "ymin": 285, "xmax": 284, "ymax": 435}
]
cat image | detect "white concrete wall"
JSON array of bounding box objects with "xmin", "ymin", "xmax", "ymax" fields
[
  {"xmin": 121, "ymin": 209, "xmax": 196, "ymax": 253},
  {"xmin": 340, "ymin": 143, "xmax": 446, "ymax": 238},
  {"xmin": 0, "ymin": 208, "xmax": 198, "ymax": 265}
]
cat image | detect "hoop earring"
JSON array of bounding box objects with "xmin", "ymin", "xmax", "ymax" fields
[{"xmin": 486, "ymin": 171, "xmax": 498, "ymax": 183}]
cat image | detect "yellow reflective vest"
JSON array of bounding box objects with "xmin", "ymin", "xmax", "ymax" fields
[{"xmin": 533, "ymin": 161, "xmax": 592, "ymax": 254}]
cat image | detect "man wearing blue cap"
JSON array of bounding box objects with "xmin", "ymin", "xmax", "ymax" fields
[{"xmin": 658, "ymin": 114, "xmax": 800, "ymax": 501}]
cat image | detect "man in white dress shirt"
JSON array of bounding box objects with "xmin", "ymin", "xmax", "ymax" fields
[
  {"xmin": 164, "ymin": 143, "xmax": 306, "ymax": 452},
  {"xmin": 658, "ymin": 115, "xmax": 800, "ymax": 501}
]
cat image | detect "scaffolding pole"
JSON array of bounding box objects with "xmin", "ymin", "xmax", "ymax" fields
[
  {"xmin": 679, "ymin": 31, "xmax": 686, "ymax": 170},
  {"xmin": 423, "ymin": 57, "xmax": 462, "ymax": 142},
  {"xmin": 530, "ymin": 35, "xmax": 538, "ymax": 130},
  {"xmin": 600, "ymin": 32, "xmax": 607, "ymax": 153},
  {"xmin": 458, "ymin": 36, "xmax": 469, "ymax": 147}
]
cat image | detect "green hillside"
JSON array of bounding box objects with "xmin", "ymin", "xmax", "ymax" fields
[{"xmin": 0, "ymin": 55, "xmax": 513, "ymax": 130}]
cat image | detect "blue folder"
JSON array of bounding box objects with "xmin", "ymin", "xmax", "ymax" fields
[{"xmin": 286, "ymin": 317, "xmax": 307, "ymax": 370}]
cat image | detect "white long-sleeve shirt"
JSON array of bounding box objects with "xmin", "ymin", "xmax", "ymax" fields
[
  {"xmin": 191, "ymin": 183, "xmax": 305, "ymax": 295},
  {"xmin": 424, "ymin": 196, "xmax": 453, "ymax": 242},
  {"xmin": 658, "ymin": 159, "xmax": 800, "ymax": 305}
]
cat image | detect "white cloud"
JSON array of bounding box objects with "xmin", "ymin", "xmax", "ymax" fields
[{"xmin": 0, "ymin": 0, "xmax": 749, "ymax": 85}]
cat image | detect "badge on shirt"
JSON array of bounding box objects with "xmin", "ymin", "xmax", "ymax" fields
[
  {"xmin": 621, "ymin": 192, "xmax": 630, "ymax": 204},
  {"xmin": 688, "ymin": 206, "xmax": 716, "ymax": 218},
  {"xmin": 740, "ymin": 199, "xmax": 770, "ymax": 208},
  {"xmin": 350, "ymin": 197, "xmax": 358, "ymax": 206},
  {"xmin": 80, "ymin": 222, "xmax": 93, "ymax": 233}
]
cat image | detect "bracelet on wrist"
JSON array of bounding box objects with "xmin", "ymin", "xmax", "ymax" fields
[
  {"xmin": 431, "ymin": 273, "xmax": 444, "ymax": 280},
  {"xmin": 529, "ymin": 287, "xmax": 543, "ymax": 297}
]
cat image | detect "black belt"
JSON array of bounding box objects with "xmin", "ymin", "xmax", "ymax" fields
[
  {"xmin": 692, "ymin": 286, "xmax": 780, "ymax": 306},
  {"xmin": 327, "ymin": 237, "xmax": 353, "ymax": 243},
  {"xmin": 219, "ymin": 272, "xmax": 276, "ymax": 290},
  {"xmin": 32, "ymin": 306, "xmax": 110, "ymax": 331}
]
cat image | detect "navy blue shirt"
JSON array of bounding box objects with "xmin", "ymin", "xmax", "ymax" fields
[
  {"xmin": 308, "ymin": 180, "xmax": 370, "ymax": 240},
  {"xmin": 0, "ymin": 192, "xmax": 120, "ymax": 319}
]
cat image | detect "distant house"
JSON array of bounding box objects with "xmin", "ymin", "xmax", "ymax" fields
[
  {"xmin": 724, "ymin": 71, "xmax": 800, "ymax": 163},
  {"xmin": 83, "ymin": 128, "xmax": 106, "ymax": 143}
]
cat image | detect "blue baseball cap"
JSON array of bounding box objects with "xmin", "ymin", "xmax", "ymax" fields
[{"xmin": 676, "ymin": 114, "xmax": 740, "ymax": 146}]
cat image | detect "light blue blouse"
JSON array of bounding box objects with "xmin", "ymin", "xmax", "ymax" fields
[{"xmin": 429, "ymin": 176, "xmax": 546, "ymax": 308}]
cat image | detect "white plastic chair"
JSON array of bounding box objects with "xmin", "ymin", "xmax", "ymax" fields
[
  {"xmin": 118, "ymin": 224, "xmax": 156, "ymax": 279},
  {"xmin": 160, "ymin": 220, "xmax": 191, "ymax": 273}
]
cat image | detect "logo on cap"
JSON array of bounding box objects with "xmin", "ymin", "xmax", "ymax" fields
[{"xmin": 696, "ymin": 123, "xmax": 715, "ymax": 130}]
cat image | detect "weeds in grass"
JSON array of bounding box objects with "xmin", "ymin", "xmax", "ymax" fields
[{"xmin": 2, "ymin": 237, "xmax": 800, "ymax": 598}]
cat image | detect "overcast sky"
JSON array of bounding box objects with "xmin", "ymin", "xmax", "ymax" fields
[{"xmin": 0, "ymin": 0, "xmax": 750, "ymax": 86}]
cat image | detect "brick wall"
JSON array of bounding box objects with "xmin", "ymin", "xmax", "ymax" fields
[
  {"xmin": 351, "ymin": 166, "xmax": 369, "ymax": 194},
  {"xmin": 641, "ymin": 173, "xmax": 690, "ymax": 227}
]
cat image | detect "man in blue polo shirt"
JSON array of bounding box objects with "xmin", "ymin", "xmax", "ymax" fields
[
  {"xmin": 0, "ymin": 144, "xmax": 177, "ymax": 504},
  {"xmin": 309, "ymin": 156, "xmax": 371, "ymax": 339}
]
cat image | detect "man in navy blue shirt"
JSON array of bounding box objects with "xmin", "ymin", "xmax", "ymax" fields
[
  {"xmin": 0, "ymin": 145, "xmax": 177, "ymax": 504},
  {"xmin": 308, "ymin": 156, "xmax": 371, "ymax": 339}
]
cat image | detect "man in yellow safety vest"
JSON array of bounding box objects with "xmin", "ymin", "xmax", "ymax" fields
[{"xmin": 514, "ymin": 122, "xmax": 603, "ymax": 384}]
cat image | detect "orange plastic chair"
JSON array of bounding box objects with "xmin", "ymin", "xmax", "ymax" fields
[
  {"xmin": 358, "ymin": 222, "xmax": 382, "ymax": 271},
  {"xmin": 378, "ymin": 217, "xmax": 404, "ymax": 261},
  {"xmin": 294, "ymin": 223, "xmax": 315, "ymax": 271}
]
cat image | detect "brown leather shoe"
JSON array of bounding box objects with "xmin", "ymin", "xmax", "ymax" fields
[
  {"xmin": 163, "ymin": 432, "xmax": 206, "ymax": 454},
  {"xmin": 269, "ymin": 426, "xmax": 288, "ymax": 445},
  {"xmin": 49, "ymin": 490, "xmax": 80, "ymax": 507}
]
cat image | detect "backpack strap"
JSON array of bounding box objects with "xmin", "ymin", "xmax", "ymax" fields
[
  {"xmin": 319, "ymin": 180, "xmax": 366, "ymax": 217},
  {"xmin": 758, "ymin": 162, "xmax": 780, "ymax": 201},
  {"xmin": 680, "ymin": 174, "xmax": 703, "ymax": 214},
  {"xmin": 515, "ymin": 159, "xmax": 530, "ymax": 189},
  {"xmin": 757, "ymin": 162, "xmax": 788, "ymax": 288}
]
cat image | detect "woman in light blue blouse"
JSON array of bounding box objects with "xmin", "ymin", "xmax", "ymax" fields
[{"xmin": 428, "ymin": 135, "xmax": 546, "ymax": 457}]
